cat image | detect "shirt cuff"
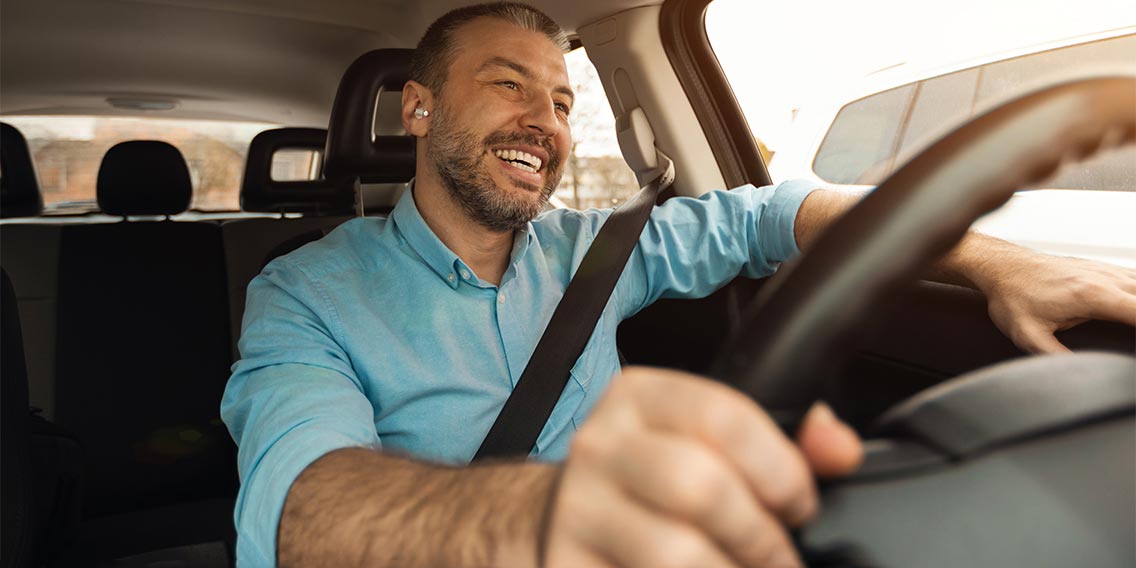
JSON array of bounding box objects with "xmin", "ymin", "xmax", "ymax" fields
[{"xmin": 758, "ymin": 178, "xmax": 818, "ymax": 263}]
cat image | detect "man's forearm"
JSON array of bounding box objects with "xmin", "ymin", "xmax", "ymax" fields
[
  {"xmin": 278, "ymin": 447, "xmax": 558, "ymax": 567},
  {"xmin": 792, "ymin": 188, "xmax": 1025, "ymax": 291},
  {"xmin": 792, "ymin": 189, "xmax": 860, "ymax": 252}
]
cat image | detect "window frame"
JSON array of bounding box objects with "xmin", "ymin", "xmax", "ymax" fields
[{"xmin": 659, "ymin": 0, "xmax": 772, "ymax": 189}]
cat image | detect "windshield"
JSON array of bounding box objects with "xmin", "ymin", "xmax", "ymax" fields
[
  {"xmin": 706, "ymin": 0, "xmax": 1136, "ymax": 191},
  {"xmin": 706, "ymin": 0, "xmax": 1136, "ymax": 268}
]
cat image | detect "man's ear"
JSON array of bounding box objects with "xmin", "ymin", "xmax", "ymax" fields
[{"xmin": 402, "ymin": 81, "xmax": 433, "ymax": 137}]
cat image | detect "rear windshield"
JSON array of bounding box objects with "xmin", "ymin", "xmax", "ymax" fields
[{"xmin": 1, "ymin": 116, "xmax": 278, "ymax": 213}]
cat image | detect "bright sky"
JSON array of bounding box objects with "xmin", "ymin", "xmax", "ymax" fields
[{"xmin": 707, "ymin": 0, "xmax": 1136, "ymax": 152}]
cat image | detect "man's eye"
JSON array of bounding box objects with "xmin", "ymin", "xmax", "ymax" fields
[
  {"xmin": 555, "ymin": 103, "xmax": 571, "ymax": 116},
  {"xmin": 499, "ymin": 81, "xmax": 519, "ymax": 90}
]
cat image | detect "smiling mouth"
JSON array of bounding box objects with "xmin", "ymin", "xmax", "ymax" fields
[{"xmin": 492, "ymin": 149, "xmax": 543, "ymax": 174}]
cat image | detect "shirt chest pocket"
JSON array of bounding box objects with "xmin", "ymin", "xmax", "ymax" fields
[
  {"xmin": 530, "ymin": 309, "xmax": 615, "ymax": 456},
  {"xmin": 568, "ymin": 309, "xmax": 620, "ymax": 428}
]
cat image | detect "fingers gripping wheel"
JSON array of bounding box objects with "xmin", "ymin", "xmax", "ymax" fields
[{"xmin": 711, "ymin": 76, "xmax": 1136, "ymax": 433}]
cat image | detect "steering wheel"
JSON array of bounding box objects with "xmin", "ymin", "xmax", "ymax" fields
[
  {"xmin": 711, "ymin": 76, "xmax": 1136, "ymax": 431},
  {"xmin": 709, "ymin": 77, "xmax": 1136, "ymax": 567}
]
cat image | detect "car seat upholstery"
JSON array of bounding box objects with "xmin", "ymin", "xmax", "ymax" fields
[
  {"xmin": 0, "ymin": 123, "xmax": 62, "ymax": 418},
  {"xmin": 322, "ymin": 49, "xmax": 416, "ymax": 185},
  {"xmin": 3, "ymin": 266, "xmax": 84, "ymax": 568},
  {"xmin": 2, "ymin": 267, "xmax": 36, "ymax": 567},
  {"xmin": 0, "ymin": 122, "xmax": 44, "ymax": 219},
  {"xmin": 96, "ymin": 141, "xmax": 193, "ymax": 217},
  {"xmin": 239, "ymin": 127, "xmax": 354, "ymax": 216},
  {"xmin": 52, "ymin": 141, "xmax": 237, "ymax": 563}
]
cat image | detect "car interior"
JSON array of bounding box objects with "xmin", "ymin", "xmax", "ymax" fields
[{"xmin": 1, "ymin": 0, "xmax": 1133, "ymax": 566}]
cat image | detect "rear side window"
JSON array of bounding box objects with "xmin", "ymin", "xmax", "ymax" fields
[
  {"xmin": 812, "ymin": 33, "xmax": 1136, "ymax": 190},
  {"xmin": 0, "ymin": 116, "xmax": 274, "ymax": 213},
  {"xmin": 557, "ymin": 47, "xmax": 640, "ymax": 209}
]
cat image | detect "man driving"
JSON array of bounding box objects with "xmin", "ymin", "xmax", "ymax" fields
[{"xmin": 221, "ymin": 3, "xmax": 1136, "ymax": 566}]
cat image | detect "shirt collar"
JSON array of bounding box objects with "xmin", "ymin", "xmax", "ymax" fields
[{"xmin": 391, "ymin": 180, "xmax": 536, "ymax": 289}]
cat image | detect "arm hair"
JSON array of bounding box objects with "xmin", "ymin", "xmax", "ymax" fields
[{"xmin": 278, "ymin": 447, "xmax": 558, "ymax": 567}]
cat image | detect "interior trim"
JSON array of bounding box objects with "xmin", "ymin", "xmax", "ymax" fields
[{"xmin": 659, "ymin": 0, "xmax": 772, "ymax": 188}]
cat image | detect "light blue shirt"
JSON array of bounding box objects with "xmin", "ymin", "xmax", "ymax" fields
[{"xmin": 221, "ymin": 179, "xmax": 815, "ymax": 566}]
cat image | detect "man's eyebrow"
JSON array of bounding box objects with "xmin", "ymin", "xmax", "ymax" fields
[{"xmin": 478, "ymin": 55, "xmax": 575, "ymax": 105}]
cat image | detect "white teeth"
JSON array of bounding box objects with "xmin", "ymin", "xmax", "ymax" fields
[{"xmin": 493, "ymin": 148, "xmax": 543, "ymax": 172}]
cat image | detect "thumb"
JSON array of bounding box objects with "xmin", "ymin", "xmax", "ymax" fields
[
  {"xmin": 1014, "ymin": 320, "xmax": 1072, "ymax": 355},
  {"xmin": 796, "ymin": 403, "xmax": 863, "ymax": 479}
]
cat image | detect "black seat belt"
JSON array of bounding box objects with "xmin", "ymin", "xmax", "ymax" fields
[{"xmin": 475, "ymin": 162, "xmax": 675, "ymax": 460}]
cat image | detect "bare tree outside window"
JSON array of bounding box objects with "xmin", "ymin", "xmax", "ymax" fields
[{"xmin": 559, "ymin": 49, "xmax": 640, "ymax": 210}]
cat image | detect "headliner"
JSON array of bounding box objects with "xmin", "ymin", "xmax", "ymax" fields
[{"xmin": 0, "ymin": 0, "xmax": 662, "ymax": 126}]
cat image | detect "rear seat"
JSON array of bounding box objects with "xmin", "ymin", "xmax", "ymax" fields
[
  {"xmin": 0, "ymin": 122, "xmax": 63, "ymax": 419},
  {"xmin": 1, "ymin": 50, "xmax": 416, "ymax": 564},
  {"xmin": 1, "ymin": 122, "xmax": 44, "ymax": 219},
  {"xmin": 1, "ymin": 128, "xmax": 84, "ymax": 567},
  {"xmin": 51, "ymin": 141, "xmax": 238, "ymax": 563}
]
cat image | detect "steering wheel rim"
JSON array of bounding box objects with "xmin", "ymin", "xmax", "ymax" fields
[{"xmin": 709, "ymin": 76, "xmax": 1136, "ymax": 433}]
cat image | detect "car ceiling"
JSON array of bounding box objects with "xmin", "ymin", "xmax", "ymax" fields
[{"xmin": 0, "ymin": 0, "xmax": 662, "ymax": 126}]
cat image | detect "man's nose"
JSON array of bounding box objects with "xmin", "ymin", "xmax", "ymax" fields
[{"xmin": 521, "ymin": 95, "xmax": 560, "ymax": 137}]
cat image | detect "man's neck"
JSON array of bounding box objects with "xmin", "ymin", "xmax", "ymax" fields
[{"xmin": 412, "ymin": 176, "xmax": 515, "ymax": 286}]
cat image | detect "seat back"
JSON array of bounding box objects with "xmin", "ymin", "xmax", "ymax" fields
[
  {"xmin": 2, "ymin": 268, "xmax": 83, "ymax": 568},
  {"xmin": 0, "ymin": 122, "xmax": 43, "ymax": 218},
  {"xmin": 323, "ymin": 48, "xmax": 416, "ymax": 185},
  {"xmin": 54, "ymin": 141, "xmax": 236, "ymax": 518},
  {"xmin": 0, "ymin": 124, "xmax": 63, "ymax": 417},
  {"xmin": 2, "ymin": 268, "xmax": 35, "ymax": 567}
]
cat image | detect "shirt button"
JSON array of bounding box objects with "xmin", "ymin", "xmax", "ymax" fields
[
  {"xmin": 460, "ymin": 270, "xmax": 471, "ymax": 279},
  {"xmin": 447, "ymin": 273, "xmax": 455, "ymax": 282},
  {"xmin": 498, "ymin": 294, "xmax": 505, "ymax": 304}
]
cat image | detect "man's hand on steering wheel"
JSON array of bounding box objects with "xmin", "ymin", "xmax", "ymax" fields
[
  {"xmin": 940, "ymin": 232, "xmax": 1136, "ymax": 354},
  {"xmin": 542, "ymin": 367, "xmax": 862, "ymax": 568},
  {"xmin": 795, "ymin": 189, "xmax": 1136, "ymax": 356}
]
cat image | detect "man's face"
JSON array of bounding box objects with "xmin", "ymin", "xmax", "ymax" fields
[{"xmin": 424, "ymin": 17, "xmax": 573, "ymax": 232}]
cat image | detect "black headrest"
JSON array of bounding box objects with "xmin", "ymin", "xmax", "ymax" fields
[
  {"xmin": 0, "ymin": 123, "xmax": 44, "ymax": 218},
  {"xmin": 324, "ymin": 49, "xmax": 417, "ymax": 184},
  {"xmin": 240, "ymin": 128, "xmax": 354, "ymax": 214},
  {"xmin": 97, "ymin": 141, "xmax": 192, "ymax": 216}
]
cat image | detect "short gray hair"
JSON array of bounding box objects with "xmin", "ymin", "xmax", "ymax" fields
[{"xmin": 410, "ymin": 2, "xmax": 570, "ymax": 95}]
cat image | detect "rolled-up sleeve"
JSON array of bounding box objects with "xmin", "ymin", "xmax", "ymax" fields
[
  {"xmin": 221, "ymin": 260, "xmax": 381, "ymax": 566},
  {"xmin": 617, "ymin": 179, "xmax": 816, "ymax": 317}
]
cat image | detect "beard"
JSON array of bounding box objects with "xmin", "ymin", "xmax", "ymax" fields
[{"xmin": 426, "ymin": 103, "xmax": 563, "ymax": 232}]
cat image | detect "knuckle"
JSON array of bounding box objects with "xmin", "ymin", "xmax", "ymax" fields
[
  {"xmin": 550, "ymin": 477, "xmax": 599, "ymax": 534},
  {"xmin": 1067, "ymin": 276, "xmax": 1103, "ymax": 303},
  {"xmin": 763, "ymin": 461, "xmax": 817, "ymax": 523},
  {"xmin": 686, "ymin": 382, "xmax": 755, "ymax": 443},
  {"xmin": 568, "ymin": 423, "xmax": 617, "ymax": 465},
  {"xmin": 651, "ymin": 529, "xmax": 715, "ymax": 568},
  {"xmin": 664, "ymin": 458, "xmax": 728, "ymax": 519},
  {"xmin": 701, "ymin": 390, "xmax": 753, "ymax": 440},
  {"xmin": 740, "ymin": 518, "xmax": 793, "ymax": 566},
  {"xmin": 614, "ymin": 366, "xmax": 650, "ymax": 391}
]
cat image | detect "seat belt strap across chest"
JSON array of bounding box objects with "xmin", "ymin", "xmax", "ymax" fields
[{"xmin": 474, "ymin": 161, "xmax": 674, "ymax": 461}]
